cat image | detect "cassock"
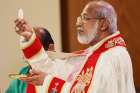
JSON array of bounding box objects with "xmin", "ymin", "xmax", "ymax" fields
[{"xmin": 16, "ymin": 31, "xmax": 136, "ymax": 93}]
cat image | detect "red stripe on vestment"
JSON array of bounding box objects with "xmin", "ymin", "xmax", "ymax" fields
[
  {"xmin": 22, "ymin": 37, "xmax": 42, "ymax": 59},
  {"xmin": 48, "ymin": 77, "xmax": 65, "ymax": 93}
]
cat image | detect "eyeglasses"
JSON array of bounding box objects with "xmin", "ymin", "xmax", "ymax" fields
[{"xmin": 77, "ymin": 14, "xmax": 104, "ymax": 22}]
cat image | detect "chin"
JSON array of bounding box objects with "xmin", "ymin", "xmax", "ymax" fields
[
  {"xmin": 77, "ymin": 28, "xmax": 98, "ymax": 45},
  {"xmin": 77, "ymin": 36, "xmax": 91, "ymax": 44}
]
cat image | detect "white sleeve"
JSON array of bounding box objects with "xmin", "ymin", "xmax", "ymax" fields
[
  {"xmin": 19, "ymin": 32, "xmax": 75, "ymax": 77},
  {"xmin": 20, "ymin": 32, "xmax": 54, "ymax": 73},
  {"xmin": 88, "ymin": 47, "xmax": 136, "ymax": 93}
]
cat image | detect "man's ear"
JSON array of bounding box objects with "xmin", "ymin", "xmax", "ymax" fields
[{"xmin": 98, "ymin": 19, "xmax": 109, "ymax": 31}]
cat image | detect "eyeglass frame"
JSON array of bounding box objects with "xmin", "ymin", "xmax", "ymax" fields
[{"xmin": 77, "ymin": 14, "xmax": 104, "ymax": 22}]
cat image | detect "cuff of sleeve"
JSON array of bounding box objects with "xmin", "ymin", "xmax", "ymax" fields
[
  {"xmin": 20, "ymin": 32, "xmax": 43, "ymax": 59},
  {"xmin": 20, "ymin": 32, "xmax": 36, "ymax": 49}
]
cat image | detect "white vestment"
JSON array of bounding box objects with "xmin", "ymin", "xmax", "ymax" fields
[{"xmin": 20, "ymin": 31, "xmax": 136, "ymax": 93}]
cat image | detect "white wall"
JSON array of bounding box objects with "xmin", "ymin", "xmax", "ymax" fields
[{"xmin": 0, "ymin": 0, "xmax": 61, "ymax": 92}]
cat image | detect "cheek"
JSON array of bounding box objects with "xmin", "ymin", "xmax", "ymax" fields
[{"xmin": 83, "ymin": 24, "xmax": 93, "ymax": 34}]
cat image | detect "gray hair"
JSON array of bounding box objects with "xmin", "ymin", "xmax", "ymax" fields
[{"xmin": 90, "ymin": 1, "xmax": 117, "ymax": 33}]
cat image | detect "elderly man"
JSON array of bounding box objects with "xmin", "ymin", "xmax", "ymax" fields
[{"xmin": 14, "ymin": 1, "xmax": 135, "ymax": 93}]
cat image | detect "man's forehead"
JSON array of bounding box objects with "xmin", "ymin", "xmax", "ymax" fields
[{"xmin": 81, "ymin": 3, "xmax": 96, "ymax": 16}]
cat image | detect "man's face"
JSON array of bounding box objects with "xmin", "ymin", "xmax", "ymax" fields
[{"xmin": 76, "ymin": 4, "xmax": 99, "ymax": 44}]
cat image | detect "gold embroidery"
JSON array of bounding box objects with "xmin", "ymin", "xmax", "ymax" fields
[
  {"xmin": 105, "ymin": 37, "xmax": 125, "ymax": 49},
  {"xmin": 71, "ymin": 67, "xmax": 93, "ymax": 93}
]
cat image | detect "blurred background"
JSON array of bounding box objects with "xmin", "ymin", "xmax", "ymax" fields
[
  {"xmin": 0, "ymin": 0, "xmax": 140, "ymax": 92},
  {"xmin": 0, "ymin": 0, "xmax": 61, "ymax": 92}
]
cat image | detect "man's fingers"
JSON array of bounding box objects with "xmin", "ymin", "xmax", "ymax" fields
[
  {"xmin": 21, "ymin": 24, "xmax": 27, "ymax": 31},
  {"xmin": 20, "ymin": 70, "xmax": 47, "ymax": 86},
  {"xmin": 15, "ymin": 19, "xmax": 27, "ymax": 34},
  {"xmin": 15, "ymin": 19, "xmax": 26, "ymax": 28},
  {"xmin": 16, "ymin": 20, "xmax": 26, "ymax": 28},
  {"xmin": 14, "ymin": 19, "xmax": 26, "ymax": 24}
]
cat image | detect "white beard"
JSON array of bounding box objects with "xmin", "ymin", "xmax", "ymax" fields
[{"xmin": 77, "ymin": 22, "xmax": 98, "ymax": 44}]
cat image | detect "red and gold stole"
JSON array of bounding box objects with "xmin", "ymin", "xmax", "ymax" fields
[{"xmin": 70, "ymin": 34, "xmax": 126, "ymax": 93}]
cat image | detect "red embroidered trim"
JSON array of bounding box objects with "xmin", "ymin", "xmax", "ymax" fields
[
  {"xmin": 23, "ymin": 37, "xmax": 42, "ymax": 59},
  {"xmin": 48, "ymin": 77, "xmax": 65, "ymax": 93}
]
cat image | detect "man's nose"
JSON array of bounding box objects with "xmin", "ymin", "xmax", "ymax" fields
[{"xmin": 76, "ymin": 17, "xmax": 83, "ymax": 27}]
